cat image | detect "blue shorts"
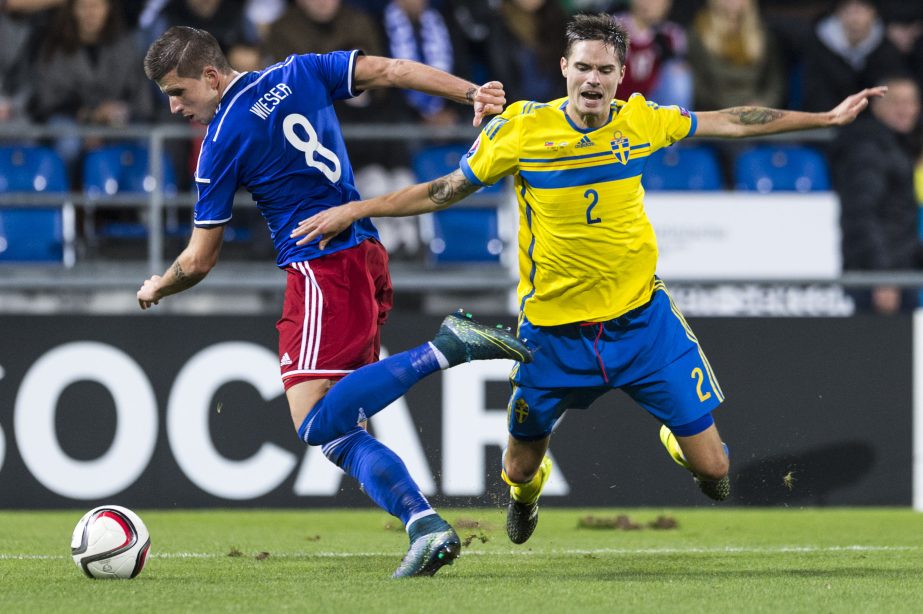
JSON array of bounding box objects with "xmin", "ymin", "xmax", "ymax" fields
[{"xmin": 508, "ymin": 280, "xmax": 724, "ymax": 440}]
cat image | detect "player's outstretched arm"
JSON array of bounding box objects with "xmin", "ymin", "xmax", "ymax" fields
[
  {"xmin": 694, "ymin": 86, "xmax": 888, "ymax": 138},
  {"xmin": 353, "ymin": 55, "xmax": 505, "ymax": 126},
  {"xmin": 137, "ymin": 225, "xmax": 224, "ymax": 309},
  {"xmin": 291, "ymin": 169, "xmax": 479, "ymax": 249}
]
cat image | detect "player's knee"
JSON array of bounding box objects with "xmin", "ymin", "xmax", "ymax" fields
[
  {"xmin": 504, "ymin": 459, "xmax": 540, "ymax": 485},
  {"xmin": 695, "ymin": 455, "xmax": 729, "ymax": 482}
]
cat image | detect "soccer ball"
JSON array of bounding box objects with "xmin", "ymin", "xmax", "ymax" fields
[{"xmin": 71, "ymin": 505, "xmax": 151, "ymax": 579}]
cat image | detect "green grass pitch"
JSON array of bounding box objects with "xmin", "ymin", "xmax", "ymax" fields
[{"xmin": 1, "ymin": 508, "xmax": 922, "ymax": 613}]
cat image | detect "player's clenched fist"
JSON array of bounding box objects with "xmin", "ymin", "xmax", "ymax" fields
[
  {"xmin": 137, "ymin": 276, "xmax": 162, "ymax": 309},
  {"xmin": 472, "ymin": 81, "xmax": 506, "ymax": 127}
]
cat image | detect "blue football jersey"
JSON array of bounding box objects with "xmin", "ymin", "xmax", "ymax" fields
[{"xmin": 193, "ymin": 50, "xmax": 379, "ymax": 266}]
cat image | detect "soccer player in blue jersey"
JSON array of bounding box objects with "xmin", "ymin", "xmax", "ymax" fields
[
  {"xmin": 291, "ymin": 14, "xmax": 887, "ymax": 544},
  {"xmin": 135, "ymin": 26, "xmax": 533, "ymax": 577}
]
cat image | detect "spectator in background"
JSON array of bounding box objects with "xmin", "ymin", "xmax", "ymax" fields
[
  {"xmin": 31, "ymin": 0, "xmax": 152, "ymax": 168},
  {"xmin": 482, "ymin": 0, "xmax": 569, "ymax": 103},
  {"xmin": 262, "ymin": 0, "xmax": 383, "ymax": 62},
  {"xmin": 140, "ymin": 0, "xmax": 261, "ymax": 72},
  {"xmin": 802, "ymin": 0, "xmax": 903, "ymax": 112},
  {"xmin": 687, "ymin": 0, "xmax": 786, "ymax": 111},
  {"xmin": 832, "ymin": 75, "xmax": 922, "ymax": 314},
  {"xmin": 880, "ymin": 3, "xmax": 923, "ymax": 95},
  {"xmin": 560, "ymin": 0, "xmax": 616, "ymax": 13},
  {"xmin": 243, "ymin": 0, "xmax": 285, "ymax": 41},
  {"xmin": 383, "ymin": 0, "xmax": 458, "ymax": 126},
  {"xmin": 444, "ymin": 0, "xmax": 496, "ymax": 85},
  {"xmin": 0, "ymin": 3, "xmax": 42, "ymax": 127},
  {"xmin": 614, "ymin": 0, "xmax": 692, "ymax": 107}
]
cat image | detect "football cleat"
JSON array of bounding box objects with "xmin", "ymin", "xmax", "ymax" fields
[
  {"xmin": 659, "ymin": 425, "xmax": 730, "ymax": 502},
  {"xmin": 433, "ymin": 310, "xmax": 533, "ymax": 366},
  {"xmin": 392, "ymin": 528, "xmax": 461, "ymax": 578},
  {"xmin": 694, "ymin": 475, "xmax": 730, "ymax": 502},
  {"xmin": 506, "ymin": 500, "xmax": 539, "ymax": 545},
  {"xmin": 505, "ymin": 456, "xmax": 552, "ymax": 545}
]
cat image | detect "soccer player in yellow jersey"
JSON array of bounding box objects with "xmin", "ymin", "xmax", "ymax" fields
[{"xmin": 291, "ymin": 14, "xmax": 886, "ymax": 544}]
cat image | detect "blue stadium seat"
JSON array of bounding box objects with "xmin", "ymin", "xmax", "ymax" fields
[
  {"xmin": 734, "ymin": 145, "xmax": 831, "ymax": 193},
  {"xmin": 411, "ymin": 144, "xmax": 508, "ymax": 264},
  {"xmin": 0, "ymin": 146, "xmax": 70, "ymax": 263},
  {"xmin": 427, "ymin": 207, "xmax": 504, "ymax": 263},
  {"xmin": 83, "ymin": 144, "xmax": 179, "ymax": 239},
  {"xmin": 83, "ymin": 144, "xmax": 178, "ymax": 198},
  {"xmin": 642, "ymin": 145, "xmax": 723, "ymax": 191}
]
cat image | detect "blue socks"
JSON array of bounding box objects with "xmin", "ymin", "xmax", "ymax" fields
[
  {"xmin": 298, "ymin": 342, "xmax": 445, "ymax": 446},
  {"xmin": 322, "ymin": 427, "xmax": 433, "ymax": 527}
]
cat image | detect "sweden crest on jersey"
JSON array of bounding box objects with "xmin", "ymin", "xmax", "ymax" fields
[{"xmin": 610, "ymin": 131, "xmax": 630, "ymax": 165}]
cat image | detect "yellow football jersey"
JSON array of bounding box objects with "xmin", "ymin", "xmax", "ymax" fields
[{"xmin": 460, "ymin": 94, "xmax": 696, "ymax": 326}]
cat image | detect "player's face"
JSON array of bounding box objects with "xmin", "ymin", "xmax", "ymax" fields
[
  {"xmin": 157, "ymin": 68, "xmax": 222, "ymax": 125},
  {"xmin": 561, "ymin": 40, "xmax": 625, "ymax": 126}
]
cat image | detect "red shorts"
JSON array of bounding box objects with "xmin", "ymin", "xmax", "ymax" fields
[{"xmin": 277, "ymin": 239, "xmax": 393, "ymax": 390}]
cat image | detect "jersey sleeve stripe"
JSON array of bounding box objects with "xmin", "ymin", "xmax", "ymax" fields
[
  {"xmin": 194, "ymin": 215, "xmax": 232, "ymax": 227},
  {"xmin": 194, "ymin": 177, "xmax": 211, "ymax": 184},
  {"xmin": 459, "ymin": 157, "xmax": 488, "ymax": 186},
  {"xmin": 687, "ymin": 112, "xmax": 698, "ymax": 137},
  {"xmin": 347, "ymin": 49, "xmax": 361, "ymax": 97}
]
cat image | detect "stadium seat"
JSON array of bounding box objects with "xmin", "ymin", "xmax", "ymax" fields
[
  {"xmin": 83, "ymin": 144, "xmax": 179, "ymax": 239},
  {"xmin": 0, "ymin": 146, "xmax": 72, "ymax": 263},
  {"xmin": 411, "ymin": 144, "xmax": 508, "ymax": 264},
  {"xmin": 734, "ymin": 145, "xmax": 831, "ymax": 193},
  {"xmin": 642, "ymin": 145, "xmax": 723, "ymax": 191},
  {"xmin": 83, "ymin": 144, "xmax": 178, "ymax": 198}
]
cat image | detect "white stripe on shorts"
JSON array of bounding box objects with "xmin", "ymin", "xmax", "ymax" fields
[
  {"xmin": 294, "ymin": 261, "xmax": 324, "ymax": 371},
  {"xmin": 305, "ymin": 263, "xmax": 324, "ymax": 369},
  {"xmin": 282, "ymin": 369, "xmax": 354, "ymax": 379}
]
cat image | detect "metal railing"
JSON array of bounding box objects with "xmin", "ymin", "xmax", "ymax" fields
[
  {"xmin": 0, "ymin": 122, "xmax": 486, "ymax": 274},
  {"xmin": 3, "ymin": 122, "xmax": 922, "ymax": 292}
]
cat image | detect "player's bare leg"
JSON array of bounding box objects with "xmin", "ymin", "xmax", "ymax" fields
[
  {"xmin": 675, "ymin": 425, "xmax": 729, "ymax": 481},
  {"xmin": 286, "ymin": 378, "xmax": 334, "ymax": 430},
  {"xmin": 660, "ymin": 423, "xmax": 730, "ymax": 501},
  {"xmin": 502, "ymin": 435, "xmax": 552, "ymax": 544}
]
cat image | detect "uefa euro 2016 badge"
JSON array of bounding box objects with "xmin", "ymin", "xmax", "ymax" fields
[
  {"xmin": 611, "ymin": 131, "xmax": 630, "ymax": 164},
  {"xmin": 466, "ymin": 135, "xmax": 481, "ymax": 158}
]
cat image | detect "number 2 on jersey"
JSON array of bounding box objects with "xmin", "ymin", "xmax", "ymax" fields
[
  {"xmin": 584, "ymin": 189, "xmax": 601, "ymax": 224},
  {"xmin": 282, "ymin": 113, "xmax": 341, "ymax": 182},
  {"xmin": 691, "ymin": 367, "xmax": 712, "ymax": 402}
]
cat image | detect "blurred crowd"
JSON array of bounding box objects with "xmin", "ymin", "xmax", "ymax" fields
[
  {"xmin": 2, "ymin": 0, "xmax": 920, "ymax": 156},
  {"xmin": 1, "ymin": 0, "xmax": 922, "ymax": 309}
]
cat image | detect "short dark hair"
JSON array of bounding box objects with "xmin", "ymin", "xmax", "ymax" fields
[
  {"xmin": 564, "ymin": 13, "xmax": 630, "ymax": 66},
  {"xmin": 143, "ymin": 26, "xmax": 232, "ymax": 82}
]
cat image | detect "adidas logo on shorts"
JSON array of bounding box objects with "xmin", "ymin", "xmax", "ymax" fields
[{"xmin": 280, "ymin": 352, "xmax": 292, "ymax": 366}]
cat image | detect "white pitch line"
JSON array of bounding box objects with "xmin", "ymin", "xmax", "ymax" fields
[{"xmin": 2, "ymin": 545, "xmax": 918, "ymax": 561}]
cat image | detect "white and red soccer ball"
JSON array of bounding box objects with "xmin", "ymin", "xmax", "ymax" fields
[{"xmin": 71, "ymin": 505, "xmax": 151, "ymax": 579}]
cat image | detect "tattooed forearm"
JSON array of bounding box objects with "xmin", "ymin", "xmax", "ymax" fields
[
  {"xmin": 724, "ymin": 107, "xmax": 785, "ymax": 125},
  {"xmin": 465, "ymin": 87, "xmax": 476, "ymax": 105},
  {"xmin": 170, "ymin": 260, "xmax": 205, "ymax": 291},
  {"xmin": 427, "ymin": 171, "xmax": 480, "ymax": 207}
]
